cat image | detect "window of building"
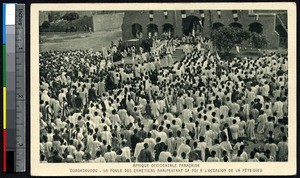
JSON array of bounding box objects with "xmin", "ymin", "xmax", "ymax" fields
[
  {"xmin": 229, "ymin": 22, "xmax": 243, "ymax": 29},
  {"xmin": 212, "ymin": 22, "xmax": 224, "ymax": 30},
  {"xmin": 249, "ymin": 22, "xmax": 263, "ymax": 34},
  {"xmin": 131, "ymin": 23, "xmax": 143, "ymax": 38}
]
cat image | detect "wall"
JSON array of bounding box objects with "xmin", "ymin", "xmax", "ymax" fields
[
  {"xmin": 122, "ymin": 10, "xmax": 286, "ymax": 49},
  {"xmin": 93, "ymin": 13, "xmax": 124, "ymax": 32},
  {"xmin": 122, "ymin": 11, "xmax": 179, "ymax": 40},
  {"xmin": 208, "ymin": 10, "xmax": 280, "ymax": 48}
]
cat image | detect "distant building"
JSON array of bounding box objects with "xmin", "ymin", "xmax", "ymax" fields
[{"xmin": 122, "ymin": 10, "xmax": 287, "ymax": 48}]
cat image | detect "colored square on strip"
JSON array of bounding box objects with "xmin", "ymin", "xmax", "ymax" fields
[
  {"xmin": 3, "ymin": 45, "xmax": 6, "ymax": 86},
  {"xmin": 2, "ymin": 3, "xmax": 6, "ymax": 44},
  {"xmin": 5, "ymin": 4, "xmax": 16, "ymax": 25},
  {"xmin": 3, "ymin": 87, "xmax": 6, "ymax": 129}
]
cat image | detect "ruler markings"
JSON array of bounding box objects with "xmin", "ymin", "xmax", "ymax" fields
[{"xmin": 15, "ymin": 4, "xmax": 26, "ymax": 172}]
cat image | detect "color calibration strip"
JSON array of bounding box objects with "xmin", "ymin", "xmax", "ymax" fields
[
  {"xmin": 3, "ymin": 3, "xmax": 7, "ymax": 172},
  {"xmin": 5, "ymin": 3, "xmax": 16, "ymax": 173},
  {"xmin": 3, "ymin": 3, "xmax": 26, "ymax": 173}
]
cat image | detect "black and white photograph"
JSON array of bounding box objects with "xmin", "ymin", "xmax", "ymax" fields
[{"xmin": 30, "ymin": 3, "xmax": 296, "ymax": 176}]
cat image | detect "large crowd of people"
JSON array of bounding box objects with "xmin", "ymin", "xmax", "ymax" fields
[{"xmin": 39, "ymin": 34, "xmax": 288, "ymax": 163}]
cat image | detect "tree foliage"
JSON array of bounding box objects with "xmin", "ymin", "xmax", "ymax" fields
[
  {"xmin": 62, "ymin": 12, "xmax": 79, "ymax": 22},
  {"xmin": 48, "ymin": 12, "xmax": 61, "ymax": 22},
  {"xmin": 211, "ymin": 27, "xmax": 251, "ymax": 52},
  {"xmin": 211, "ymin": 27, "xmax": 269, "ymax": 52},
  {"xmin": 249, "ymin": 32, "xmax": 268, "ymax": 49},
  {"xmin": 234, "ymin": 29, "xmax": 251, "ymax": 45},
  {"xmin": 41, "ymin": 21, "xmax": 51, "ymax": 29}
]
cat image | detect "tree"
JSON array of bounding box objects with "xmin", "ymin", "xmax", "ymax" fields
[
  {"xmin": 48, "ymin": 12, "xmax": 61, "ymax": 22},
  {"xmin": 41, "ymin": 21, "xmax": 50, "ymax": 29},
  {"xmin": 211, "ymin": 26, "xmax": 251, "ymax": 53},
  {"xmin": 62, "ymin": 12, "xmax": 79, "ymax": 22},
  {"xmin": 250, "ymin": 32, "xmax": 268, "ymax": 49},
  {"xmin": 233, "ymin": 28, "xmax": 251, "ymax": 45}
]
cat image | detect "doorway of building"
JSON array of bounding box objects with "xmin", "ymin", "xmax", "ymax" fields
[
  {"xmin": 275, "ymin": 25, "xmax": 287, "ymax": 48},
  {"xmin": 162, "ymin": 23, "xmax": 174, "ymax": 37},
  {"xmin": 182, "ymin": 15, "xmax": 201, "ymax": 36},
  {"xmin": 147, "ymin": 24, "xmax": 159, "ymax": 38}
]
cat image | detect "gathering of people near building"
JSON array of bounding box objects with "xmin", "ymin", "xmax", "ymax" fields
[{"xmin": 39, "ymin": 30, "xmax": 288, "ymax": 163}]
